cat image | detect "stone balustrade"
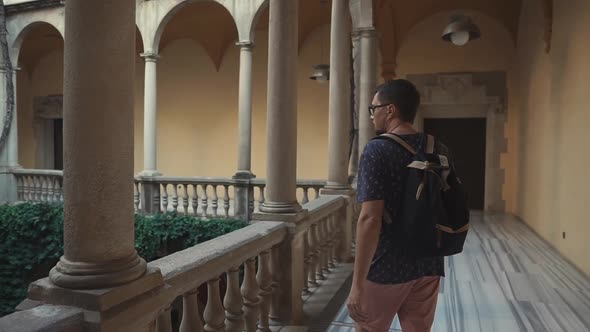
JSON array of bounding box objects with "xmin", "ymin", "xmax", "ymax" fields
[
  {"xmin": 0, "ymin": 192, "xmax": 353, "ymax": 331},
  {"xmin": 8, "ymin": 170, "xmax": 326, "ymax": 220},
  {"xmin": 12, "ymin": 169, "xmax": 64, "ymax": 204}
]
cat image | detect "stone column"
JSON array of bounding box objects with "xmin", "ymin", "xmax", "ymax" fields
[
  {"xmin": 325, "ymin": 0, "xmax": 351, "ymax": 190},
  {"xmin": 48, "ymin": 0, "xmax": 146, "ymax": 289},
  {"xmin": 259, "ymin": 0, "xmax": 301, "ymax": 214},
  {"xmin": 235, "ymin": 42, "xmax": 254, "ymax": 178},
  {"xmin": 0, "ymin": 67, "xmax": 19, "ymax": 203},
  {"xmin": 348, "ymin": 32, "xmax": 361, "ymax": 180},
  {"xmin": 358, "ymin": 28, "xmax": 377, "ymax": 156},
  {"xmin": 233, "ymin": 42, "xmax": 255, "ymax": 220},
  {"xmin": 140, "ymin": 52, "xmax": 159, "ymax": 176}
]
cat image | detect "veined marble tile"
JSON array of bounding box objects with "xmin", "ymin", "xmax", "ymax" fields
[{"xmin": 328, "ymin": 213, "xmax": 590, "ymax": 332}]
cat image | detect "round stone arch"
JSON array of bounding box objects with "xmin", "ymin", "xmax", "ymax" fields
[
  {"xmin": 150, "ymin": 0, "xmax": 239, "ymax": 53},
  {"xmin": 7, "ymin": 7, "xmax": 65, "ymax": 67}
]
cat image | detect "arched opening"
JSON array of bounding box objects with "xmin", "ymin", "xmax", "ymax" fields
[
  {"xmin": 15, "ymin": 22, "xmax": 64, "ymax": 170},
  {"xmin": 146, "ymin": 1, "xmax": 241, "ymax": 177}
]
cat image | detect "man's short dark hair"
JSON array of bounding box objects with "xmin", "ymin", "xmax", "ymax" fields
[{"xmin": 374, "ymin": 79, "xmax": 420, "ymax": 123}]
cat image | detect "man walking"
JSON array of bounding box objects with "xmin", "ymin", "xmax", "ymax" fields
[{"xmin": 348, "ymin": 79, "xmax": 446, "ymax": 332}]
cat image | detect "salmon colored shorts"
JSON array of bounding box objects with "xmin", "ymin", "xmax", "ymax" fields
[{"xmin": 356, "ymin": 276, "xmax": 441, "ymax": 332}]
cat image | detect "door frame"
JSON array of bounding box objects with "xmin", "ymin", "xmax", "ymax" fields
[
  {"xmin": 33, "ymin": 95, "xmax": 63, "ymax": 170},
  {"xmin": 409, "ymin": 73, "xmax": 507, "ymax": 212}
]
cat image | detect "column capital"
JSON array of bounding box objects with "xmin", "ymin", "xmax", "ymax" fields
[
  {"xmin": 140, "ymin": 52, "xmax": 159, "ymax": 62},
  {"xmin": 236, "ymin": 41, "xmax": 254, "ymax": 50}
]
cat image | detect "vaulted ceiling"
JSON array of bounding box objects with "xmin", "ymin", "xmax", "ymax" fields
[{"xmin": 16, "ymin": 0, "xmax": 539, "ymax": 75}]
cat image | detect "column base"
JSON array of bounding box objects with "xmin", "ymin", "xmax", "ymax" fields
[
  {"xmin": 49, "ymin": 252, "xmax": 147, "ymax": 290},
  {"xmin": 138, "ymin": 170, "xmax": 162, "ymax": 177},
  {"xmin": 258, "ymin": 200, "xmax": 303, "ymax": 214},
  {"xmin": 232, "ymin": 170, "xmax": 256, "ymax": 179},
  {"xmin": 28, "ymin": 267, "xmax": 168, "ymax": 331},
  {"xmin": 323, "ymin": 182, "xmax": 352, "ymax": 192}
]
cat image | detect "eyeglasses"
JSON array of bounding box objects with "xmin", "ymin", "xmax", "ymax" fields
[{"xmin": 368, "ymin": 103, "xmax": 392, "ymax": 117}]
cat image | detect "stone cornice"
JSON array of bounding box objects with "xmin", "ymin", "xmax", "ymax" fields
[{"xmin": 5, "ymin": 0, "xmax": 64, "ymax": 16}]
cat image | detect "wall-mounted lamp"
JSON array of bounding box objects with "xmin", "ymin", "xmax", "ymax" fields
[
  {"xmin": 442, "ymin": 15, "xmax": 481, "ymax": 46},
  {"xmin": 309, "ymin": 64, "xmax": 330, "ymax": 83}
]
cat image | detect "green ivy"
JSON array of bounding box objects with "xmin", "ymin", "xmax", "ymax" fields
[{"xmin": 0, "ymin": 203, "xmax": 247, "ymax": 317}]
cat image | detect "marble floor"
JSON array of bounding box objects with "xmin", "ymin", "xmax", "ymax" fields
[{"xmin": 327, "ymin": 212, "xmax": 590, "ymax": 332}]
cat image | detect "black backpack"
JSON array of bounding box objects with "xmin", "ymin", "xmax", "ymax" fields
[{"xmin": 375, "ymin": 133, "xmax": 470, "ymax": 258}]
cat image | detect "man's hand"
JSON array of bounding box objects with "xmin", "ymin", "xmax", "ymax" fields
[{"xmin": 348, "ymin": 284, "xmax": 368, "ymax": 323}]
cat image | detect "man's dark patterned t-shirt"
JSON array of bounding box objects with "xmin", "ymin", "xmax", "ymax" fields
[{"xmin": 357, "ymin": 133, "xmax": 445, "ymax": 285}]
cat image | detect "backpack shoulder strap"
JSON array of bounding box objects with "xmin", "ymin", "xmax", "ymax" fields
[
  {"xmin": 379, "ymin": 133, "xmax": 417, "ymax": 155},
  {"xmin": 426, "ymin": 134, "xmax": 435, "ymax": 154}
]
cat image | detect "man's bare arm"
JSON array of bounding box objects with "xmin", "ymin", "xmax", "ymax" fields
[{"xmin": 352, "ymin": 200, "xmax": 384, "ymax": 289}]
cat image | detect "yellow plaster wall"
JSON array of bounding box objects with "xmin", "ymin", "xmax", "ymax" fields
[
  {"xmin": 506, "ymin": 0, "xmax": 590, "ymax": 276},
  {"xmin": 396, "ymin": 11, "xmax": 515, "ymax": 77},
  {"xmin": 20, "ymin": 25, "xmax": 332, "ymax": 180}
]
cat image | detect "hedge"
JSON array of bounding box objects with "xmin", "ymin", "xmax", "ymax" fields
[{"xmin": 0, "ymin": 202, "xmax": 247, "ymax": 316}]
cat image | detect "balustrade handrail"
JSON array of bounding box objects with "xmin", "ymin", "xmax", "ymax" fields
[
  {"xmin": 11, "ymin": 168, "xmax": 63, "ymax": 176},
  {"xmin": 149, "ymin": 221, "xmax": 287, "ymax": 297},
  {"xmin": 135, "ymin": 175, "xmax": 233, "ymax": 186},
  {"xmin": 304, "ymin": 195, "xmax": 346, "ymax": 220}
]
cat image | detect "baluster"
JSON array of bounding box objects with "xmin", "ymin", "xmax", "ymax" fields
[
  {"xmin": 201, "ymin": 184, "xmax": 209, "ymax": 217},
  {"xmin": 302, "ymin": 187, "xmax": 309, "ymax": 204},
  {"xmin": 172, "ymin": 185, "xmax": 179, "ymax": 212},
  {"xmin": 313, "ymin": 187, "xmax": 320, "ymax": 200},
  {"xmin": 161, "ymin": 183, "xmax": 169, "ymax": 212},
  {"xmin": 182, "ymin": 184, "xmax": 189, "ymax": 215},
  {"xmin": 47, "ymin": 177, "xmax": 55, "ymax": 203},
  {"xmin": 241, "ymin": 258, "xmax": 260, "ymax": 332},
  {"xmin": 16, "ymin": 176, "xmax": 23, "ymax": 201},
  {"xmin": 258, "ymin": 186, "xmax": 265, "ymax": 206},
  {"xmin": 327, "ymin": 215, "xmax": 337, "ymax": 268},
  {"xmin": 224, "ymin": 267, "xmax": 243, "ymax": 332},
  {"xmin": 303, "ymin": 230, "xmax": 310, "ymax": 295},
  {"xmin": 204, "ymin": 277, "xmax": 226, "ymax": 332},
  {"xmin": 180, "ymin": 289, "xmax": 204, "ymax": 332},
  {"xmin": 321, "ymin": 218, "xmax": 331, "ymax": 275},
  {"xmin": 223, "ymin": 185, "xmax": 230, "ymax": 218},
  {"xmin": 57, "ymin": 177, "xmax": 64, "ymax": 203},
  {"xmin": 157, "ymin": 306, "xmax": 173, "ymax": 332},
  {"xmin": 257, "ymin": 250, "xmax": 272, "ymax": 332},
  {"xmin": 32, "ymin": 176, "xmax": 38, "ymax": 201},
  {"xmin": 314, "ymin": 222, "xmax": 325, "ymax": 281},
  {"xmin": 25, "ymin": 176, "xmax": 32, "ymax": 201},
  {"xmin": 39, "ymin": 176, "xmax": 45, "ymax": 202},
  {"xmin": 335, "ymin": 214, "xmax": 343, "ymax": 264},
  {"xmin": 211, "ymin": 185, "xmax": 219, "ymax": 217},
  {"xmin": 192, "ymin": 184, "xmax": 199, "ymax": 216},
  {"xmin": 308, "ymin": 224, "xmax": 319, "ymax": 287},
  {"xmin": 134, "ymin": 182, "xmax": 140, "ymax": 211},
  {"xmin": 40, "ymin": 177, "xmax": 48, "ymax": 202}
]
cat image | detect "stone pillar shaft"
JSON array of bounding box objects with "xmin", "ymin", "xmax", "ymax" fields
[
  {"xmin": 49, "ymin": 0, "xmax": 145, "ymax": 289},
  {"xmin": 0, "ymin": 68, "xmax": 18, "ymax": 203},
  {"xmin": 236, "ymin": 42, "xmax": 254, "ymax": 176},
  {"xmin": 326, "ymin": 0, "xmax": 351, "ymax": 190},
  {"xmin": 260, "ymin": 0, "xmax": 300, "ymax": 213},
  {"xmin": 358, "ymin": 28, "xmax": 377, "ymax": 155},
  {"xmin": 348, "ymin": 32, "xmax": 361, "ymax": 178},
  {"xmin": 142, "ymin": 52, "xmax": 159, "ymax": 175}
]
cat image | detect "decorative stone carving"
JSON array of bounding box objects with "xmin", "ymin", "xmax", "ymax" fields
[
  {"xmin": 34, "ymin": 95, "xmax": 63, "ymax": 119},
  {"xmin": 408, "ymin": 72, "xmax": 507, "ymax": 212}
]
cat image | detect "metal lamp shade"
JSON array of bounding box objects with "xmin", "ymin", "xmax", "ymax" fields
[
  {"xmin": 442, "ymin": 15, "xmax": 481, "ymax": 46},
  {"xmin": 309, "ymin": 64, "xmax": 330, "ymax": 82}
]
